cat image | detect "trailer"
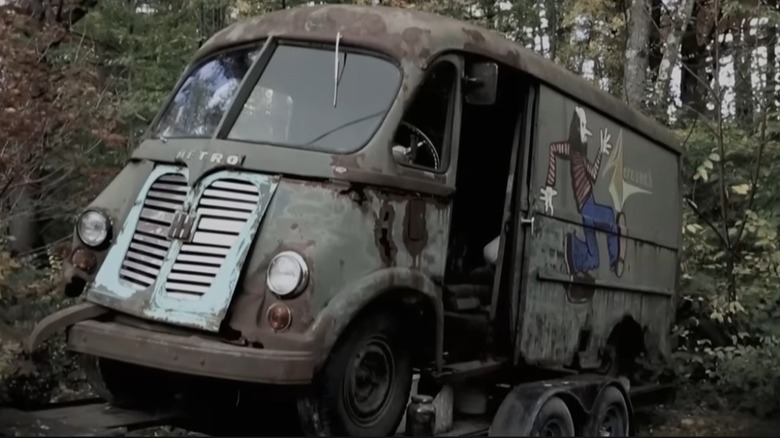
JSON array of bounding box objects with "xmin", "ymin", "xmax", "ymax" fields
[{"xmin": 0, "ymin": 383, "xmax": 675, "ymax": 436}]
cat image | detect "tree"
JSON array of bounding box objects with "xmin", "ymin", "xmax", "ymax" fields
[{"xmin": 623, "ymin": 0, "xmax": 652, "ymax": 108}]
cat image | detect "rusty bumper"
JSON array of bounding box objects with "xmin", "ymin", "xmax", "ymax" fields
[
  {"xmin": 67, "ymin": 319, "xmax": 316, "ymax": 385},
  {"xmin": 25, "ymin": 302, "xmax": 109, "ymax": 353}
]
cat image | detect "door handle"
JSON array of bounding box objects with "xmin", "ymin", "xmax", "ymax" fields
[{"xmin": 520, "ymin": 216, "xmax": 535, "ymax": 235}]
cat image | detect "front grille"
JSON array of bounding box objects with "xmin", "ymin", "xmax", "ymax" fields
[
  {"xmin": 119, "ymin": 173, "xmax": 187, "ymax": 289},
  {"xmin": 164, "ymin": 178, "xmax": 260, "ymax": 300},
  {"xmin": 118, "ymin": 173, "xmax": 261, "ymax": 299}
]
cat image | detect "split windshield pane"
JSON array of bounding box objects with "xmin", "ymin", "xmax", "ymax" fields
[
  {"xmin": 154, "ymin": 45, "xmax": 262, "ymax": 139},
  {"xmin": 228, "ymin": 44, "xmax": 402, "ymax": 153}
]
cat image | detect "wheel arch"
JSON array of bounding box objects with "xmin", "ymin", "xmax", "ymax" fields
[
  {"xmin": 307, "ymin": 267, "xmax": 444, "ymax": 373},
  {"xmin": 604, "ymin": 314, "xmax": 647, "ymax": 376}
]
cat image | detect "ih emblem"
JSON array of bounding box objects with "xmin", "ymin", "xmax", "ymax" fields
[{"xmin": 168, "ymin": 210, "xmax": 196, "ymax": 242}]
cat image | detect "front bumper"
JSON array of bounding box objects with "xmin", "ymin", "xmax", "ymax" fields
[{"xmin": 67, "ymin": 319, "xmax": 316, "ymax": 385}]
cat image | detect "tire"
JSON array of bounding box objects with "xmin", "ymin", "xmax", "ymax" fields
[
  {"xmin": 529, "ymin": 396, "xmax": 576, "ymax": 437},
  {"xmin": 297, "ymin": 311, "xmax": 414, "ymax": 437},
  {"xmin": 587, "ymin": 386, "xmax": 630, "ymax": 437},
  {"xmin": 82, "ymin": 355, "xmax": 177, "ymax": 408}
]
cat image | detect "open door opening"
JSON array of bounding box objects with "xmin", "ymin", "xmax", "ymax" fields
[{"xmin": 441, "ymin": 59, "xmax": 527, "ymax": 363}]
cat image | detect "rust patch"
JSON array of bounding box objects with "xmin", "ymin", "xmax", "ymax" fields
[
  {"xmin": 403, "ymin": 199, "xmax": 428, "ymax": 268},
  {"xmin": 339, "ymin": 183, "xmax": 369, "ymax": 208},
  {"xmin": 373, "ymin": 200, "xmax": 397, "ymax": 267},
  {"xmin": 462, "ymin": 28, "xmax": 486, "ymax": 44},
  {"xmin": 401, "ymin": 27, "xmax": 432, "ymax": 59}
]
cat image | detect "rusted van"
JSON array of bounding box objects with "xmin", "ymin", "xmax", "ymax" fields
[{"xmin": 27, "ymin": 4, "xmax": 681, "ymax": 437}]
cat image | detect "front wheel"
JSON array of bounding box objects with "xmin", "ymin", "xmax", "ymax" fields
[{"xmin": 297, "ymin": 311, "xmax": 413, "ymax": 437}]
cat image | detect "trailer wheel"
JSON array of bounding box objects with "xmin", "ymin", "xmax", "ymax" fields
[
  {"xmin": 297, "ymin": 311, "xmax": 413, "ymax": 437},
  {"xmin": 82, "ymin": 356, "xmax": 176, "ymax": 407},
  {"xmin": 588, "ymin": 386, "xmax": 630, "ymax": 437},
  {"xmin": 529, "ymin": 396, "xmax": 575, "ymax": 436}
]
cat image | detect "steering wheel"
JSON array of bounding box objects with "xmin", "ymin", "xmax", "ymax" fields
[{"xmin": 394, "ymin": 121, "xmax": 441, "ymax": 169}]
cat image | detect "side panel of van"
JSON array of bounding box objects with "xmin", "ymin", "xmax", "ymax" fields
[{"xmin": 515, "ymin": 84, "xmax": 681, "ymax": 367}]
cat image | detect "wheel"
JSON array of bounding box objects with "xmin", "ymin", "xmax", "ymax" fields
[
  {"xmin": 588, "ymin": 386, "xmax": 630, "ymax": 437},
  {"xmin": 297, "ymin": 311, "xmax": 413, "ymax": 437},
  {"xmin": 82, "ymin": 355, "xmax": 177, "ymax": 408},
  {"xmin": 529, "ymin": 396, "xmax": 575, "ymax": 437}
]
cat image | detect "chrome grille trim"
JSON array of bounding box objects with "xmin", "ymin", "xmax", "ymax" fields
[{"xmin": 118, "ymin": 173, "xmax": 187, "ymax": 290}]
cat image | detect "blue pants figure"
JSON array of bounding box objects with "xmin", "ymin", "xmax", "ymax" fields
[{"xmin": 568, "ymin": 195, "xmax": 619, "ymax": 274}]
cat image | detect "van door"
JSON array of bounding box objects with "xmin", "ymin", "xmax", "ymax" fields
[{"xmin": 508, "ymin": 82, "xmax": 539, "ymax": 364}]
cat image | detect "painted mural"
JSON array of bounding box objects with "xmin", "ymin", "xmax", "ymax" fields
[
  {"xmin": 539, "ymin": 105, "xmax": 653, "ymax": 293},
  {"xmin": 518, "ymin": 85, "xmax": 677, "ymax": 365}
]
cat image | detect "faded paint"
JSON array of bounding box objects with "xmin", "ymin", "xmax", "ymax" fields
[
  {"xmin": 195, "ymin": 5, "xmax": 679, "ymax": 149},
  {"xmin": 27, "ymin": 4, "xmax": 681, "ymax": 391},
  {"xmin": 226, "ymin": 178, "xmax": 449, "ymax": 353},
  {"xmin": 515, "ymin": 85, "xmax": 680, "ymax": 368},
  {"xmin": 87, "ymin": 166, "xmax": 279, "ymax": 333}
]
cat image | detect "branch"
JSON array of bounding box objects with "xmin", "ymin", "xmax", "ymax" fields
[
  {"xmin": 685, "ymin": 197, "xmax": 729, "ymax": 248},
  {"xmin": 734, "ymin": 109, "xmax": 769, "ymax": 247}
]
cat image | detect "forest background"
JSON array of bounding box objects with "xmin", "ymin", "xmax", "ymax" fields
[{"xmin": 1, "ymin": 0, "xmax": 780, "ymax": 434}]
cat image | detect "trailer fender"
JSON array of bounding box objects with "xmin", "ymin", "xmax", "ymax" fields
[
  {"xmin": 489, "ymin": 377, "xmax": 632, "ymax": 436},
  {"xmin": 25, "ymin": 302, "xmax": 109, "ymax": 353}
]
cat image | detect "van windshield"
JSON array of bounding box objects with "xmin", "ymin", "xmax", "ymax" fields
[
  {"xmin": 154, "ymin": 46, "xmax": 262, "ymax": 139},
  {"xmin": 228, "ymin": 44, "xmax": 401, "ymax": 153}
]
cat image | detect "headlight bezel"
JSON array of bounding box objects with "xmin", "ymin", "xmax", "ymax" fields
[
  {"xmin": 266, "ymin": 251, "xmax": 309, "ymax": 298},
  {"xmin": 76, "ymin": 209, "xmax": 112, "ymax": 249}
]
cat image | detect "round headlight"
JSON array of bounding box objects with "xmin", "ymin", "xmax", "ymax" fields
[
  {"xmin": 266, "ymin": 251, "xmax": 309, "ymax": 297},
  {"xmin": 77, "ymin": 210, "xmax": 110, "ymax": 248}
]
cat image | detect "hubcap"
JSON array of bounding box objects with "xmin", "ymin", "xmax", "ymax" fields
[
  {"xmin": 598, "ymin": 405, "xmax": 626, "ymax": 437},
  {"xmin": 344, "ymin": 336, "xmax": 395, "ymax": 426},
  {"xmin": 539, "ymin": 418, "xmax": 567, "ymax": 436}
]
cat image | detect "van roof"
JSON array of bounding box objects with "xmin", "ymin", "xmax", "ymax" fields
[{"xmin": 199, "ymin": 4, "xmax": 680, "ymax": 154}]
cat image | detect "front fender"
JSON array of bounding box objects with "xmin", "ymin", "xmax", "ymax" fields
[
  {"xmin": 307, "ymin": 267, "xmax": 444, "ymax": 372},
  {"xmin": 25, "ymin": 302, "xmax": 109, "ymax": 353}
]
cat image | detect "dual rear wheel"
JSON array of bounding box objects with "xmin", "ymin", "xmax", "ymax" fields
[{"xmin": 530, "ymin": 386, "xmax": 630, "ymax": 437}]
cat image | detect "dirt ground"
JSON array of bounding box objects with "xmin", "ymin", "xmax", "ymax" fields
[
  {"xmin": 117, "ymin": 400, "xmax": 780, "ymax": 437},
  {"xmin": 634, "ymin": 403, "xmax": 780, "ymax": 436}
]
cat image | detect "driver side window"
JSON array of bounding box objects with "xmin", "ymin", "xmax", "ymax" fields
[{"xmin": 392, "ymin": 61, "xmax": 457, "ymax": 171}]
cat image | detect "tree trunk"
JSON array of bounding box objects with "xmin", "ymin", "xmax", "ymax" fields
[
  {"xmin": 766, "ymin": 24, "xmax": 777, "ymax": 116},
  {"xmin": 546, "ymin": 0, "xmax": 559, "ymax": 61},
  {"xmin": 6, "ymin": 183, "xmax": 43, "ymax": 256},
  {"xmin": 624, "ymin": 0, "xmax": 652, "ymax": 109},
  {"xmin": 651, "ymin": 0, "xmax": 697, "ymax": 116},
  {"xmin": 733, "ymin": 19, "xmax": 754, "ymax": 128},
  {"xmin": 647, "ymin": 0, "xmax": 663, "ymax": 84}
]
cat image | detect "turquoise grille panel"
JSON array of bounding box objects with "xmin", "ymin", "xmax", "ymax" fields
[{"xmin": 87, "ymin": 165, "xmax": 279, "ymax": 332}]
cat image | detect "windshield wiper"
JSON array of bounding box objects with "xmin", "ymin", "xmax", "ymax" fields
[
  {"xmin": 333, "ymin": 31, "xmax": 342, "ymax": 107},
  {"xmin": 303, "ymin": 110, "xmax": 385, "ymax": 147}
]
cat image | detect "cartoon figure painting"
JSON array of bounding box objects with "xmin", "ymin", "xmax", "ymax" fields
[{"xmin": 539, "ymin": 106, "xmax": 628, "ymax": 281}]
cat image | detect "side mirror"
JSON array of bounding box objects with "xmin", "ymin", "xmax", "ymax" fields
[{"xmin": 464, "ymin": 62, "xmax": 498, "ymax": 106}]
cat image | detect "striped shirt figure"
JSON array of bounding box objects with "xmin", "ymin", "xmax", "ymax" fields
[{"xmin": 539, "ymin": 106, "xmax": 623, "ymax": 277}]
